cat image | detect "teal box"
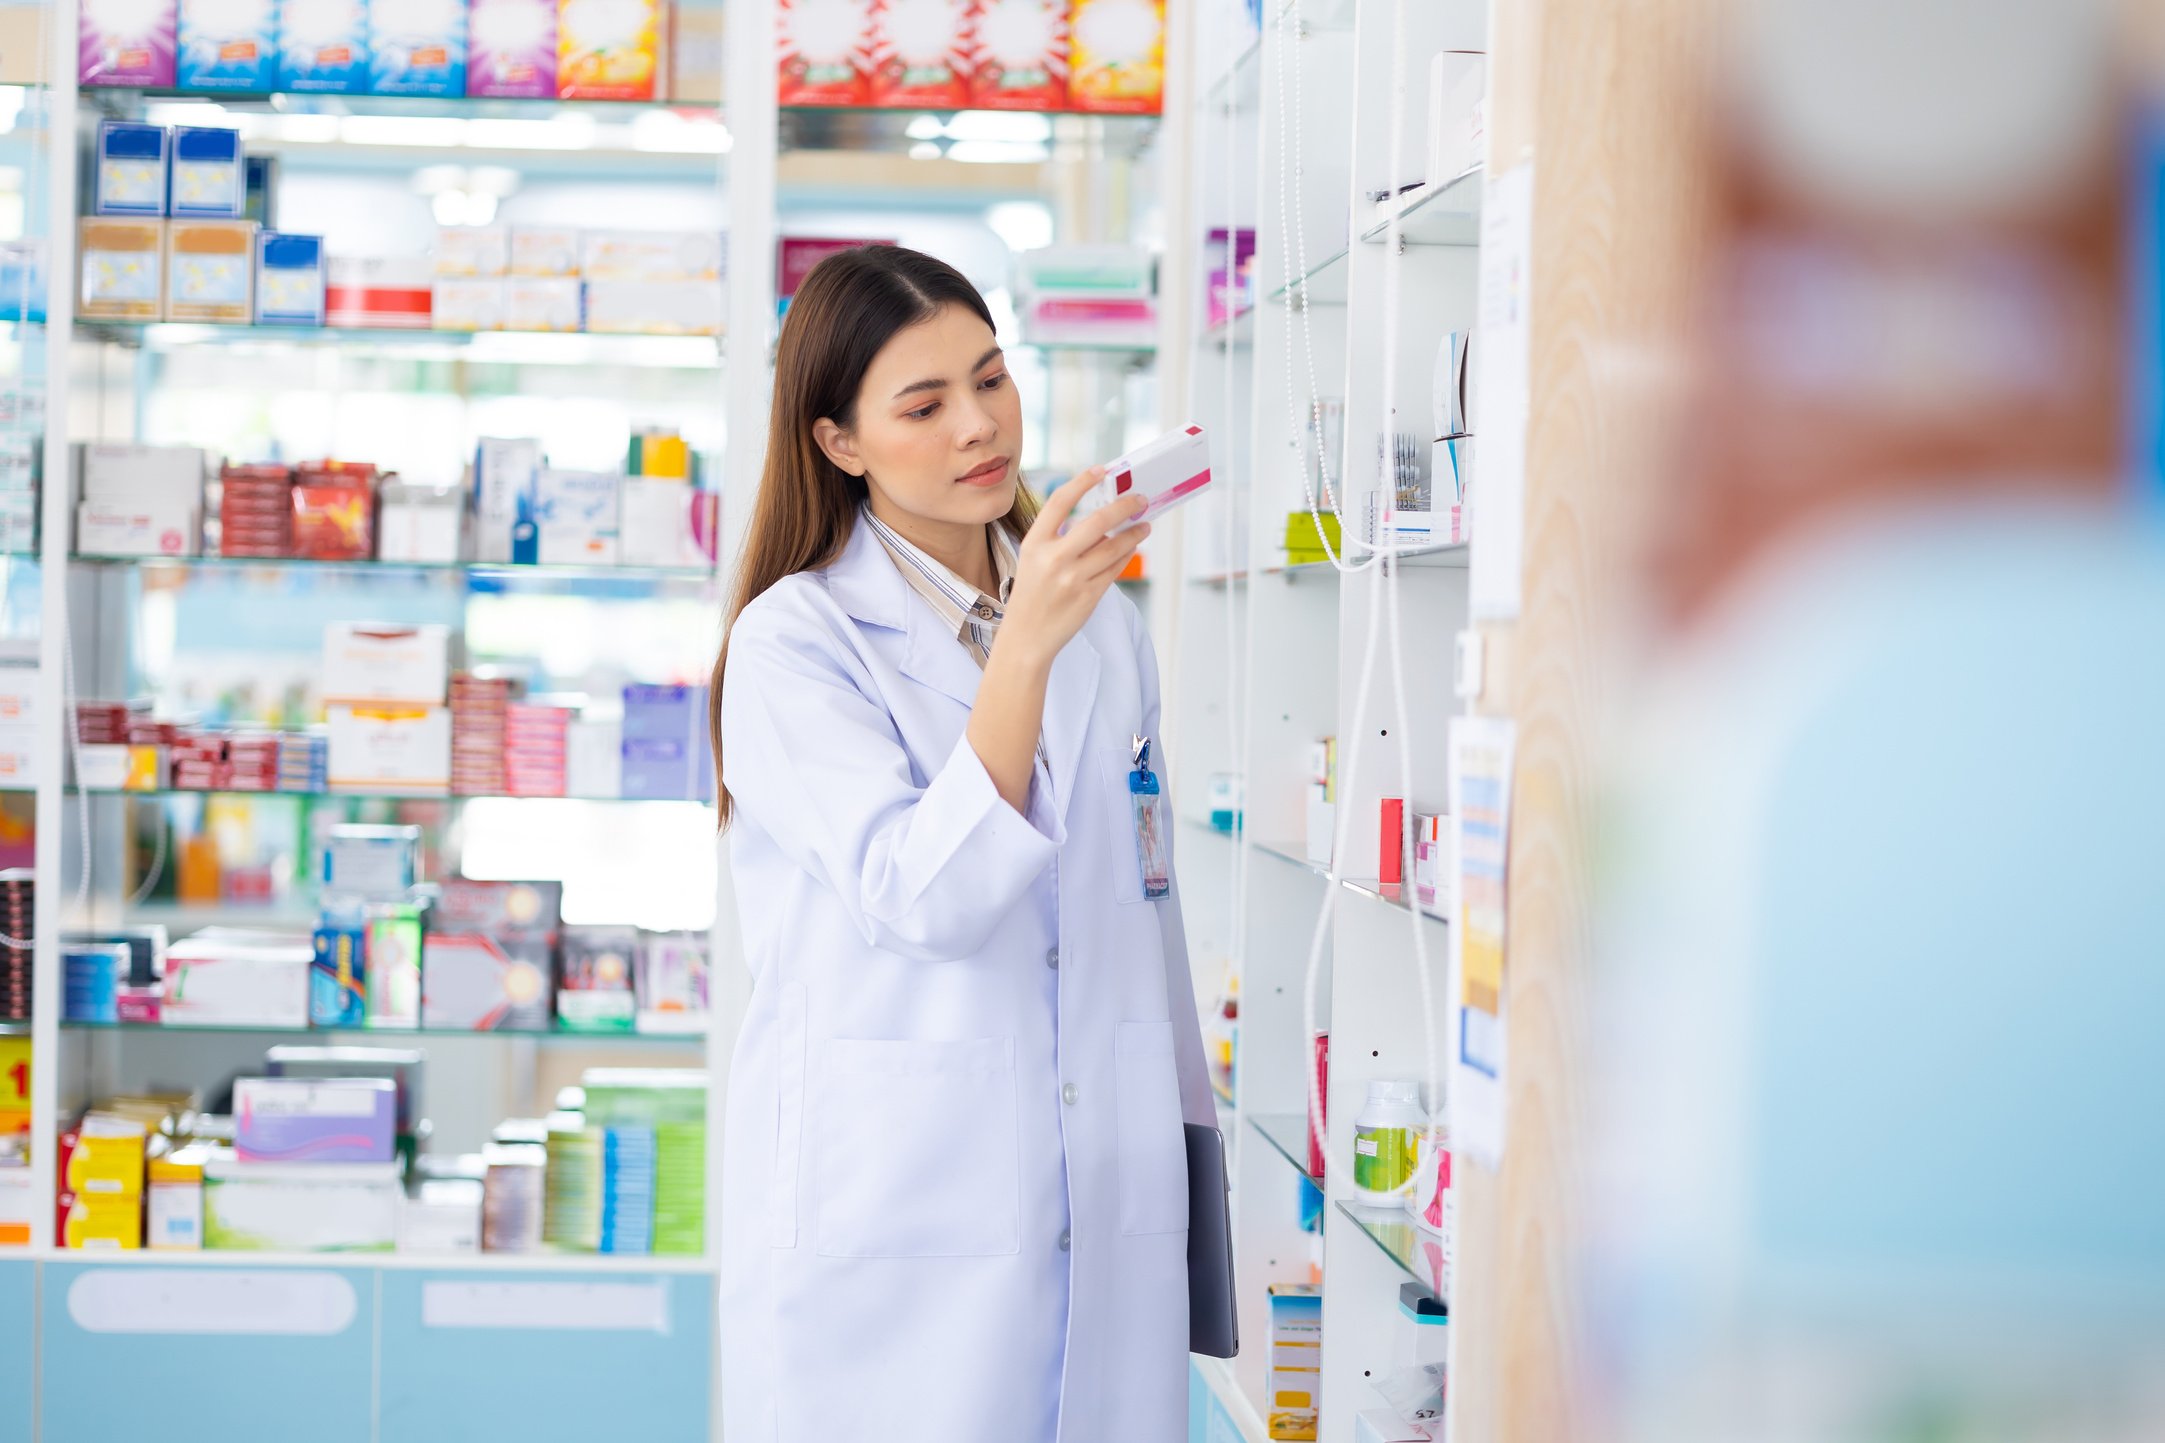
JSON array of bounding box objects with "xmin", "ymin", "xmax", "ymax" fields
[
  {"xmin": 369, "ymin": 0, "xmax": 466, "ymax": 95},
  {"xmin": 276, "ymin": 0, "xmax": 367, "ymax": 91},
  {"xmin": 311, "ymin": 925, "xmax": 366, "ymax": 1027},
  {"xmin": 177, "ymin": 0, "xmax": 278, "ymax": 91}
]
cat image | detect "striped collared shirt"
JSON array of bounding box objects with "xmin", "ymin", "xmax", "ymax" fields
[{"xmin": 862, "ymin": 506, "xmax": 1021, "ymax": 669}]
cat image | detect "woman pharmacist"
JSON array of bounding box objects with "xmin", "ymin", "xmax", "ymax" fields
[{"xmin": 711, "ymin": 245, "xmax": 1215, "ymax": 1443}]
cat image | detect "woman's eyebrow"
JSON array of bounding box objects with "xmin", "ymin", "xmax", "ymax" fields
[{"xmin": 892, "ymin": 347, "xmax": 1004, "ymax": 401}]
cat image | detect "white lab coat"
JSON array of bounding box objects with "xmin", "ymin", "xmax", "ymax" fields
[{"xmin": 717, "ymin": 516, "xmax": 1216, "ymax": 1443}]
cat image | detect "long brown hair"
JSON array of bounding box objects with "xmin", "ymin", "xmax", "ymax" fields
[{"xmin": 710, "ymin": 244, "xmax": 1037, "ymax": 824}]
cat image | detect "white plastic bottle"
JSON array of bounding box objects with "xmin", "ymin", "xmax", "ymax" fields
[{"xmin": 1351, "ymin": 1079, "xmax": 1424, "ymax": 1203}]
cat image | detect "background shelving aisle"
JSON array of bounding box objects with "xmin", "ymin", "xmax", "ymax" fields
[{"xmin": 1173, "ymin": 2, "xmax": 1485, "ymax": 1439}]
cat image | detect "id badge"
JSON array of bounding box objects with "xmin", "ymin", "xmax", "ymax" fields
[{"xmin": 1128, "ymin": 735, "xmax": 1171, "ymax": 900}]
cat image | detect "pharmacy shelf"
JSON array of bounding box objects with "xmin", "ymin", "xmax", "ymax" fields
[
  {"xmin": 1201, "ymin": 307, "xmax": 1255, "ymax": 348},
  {"xmin": 1248, "ymin": 1111, "xmax": 1319, "ymax": 1182},
  {"xmin": 1205, "ymin": 33, "xmax": 1266, "ymax": 114},
  {"xmin": 1335, "ymin": 1200, "xmax": 1447, "ymax": 1301},
  {"xmin": 1250, "ymin": 835, "xmax": 1329, "ymax": 878},
  {"xmin": 0, "ymin": 1021, "xmax": 28, "ymax": 1036},
  {"xmin": 1265, "ymin": 540, "xmax": 1472, "ymax": 574},
  {"xmin": 74, "ymin": 322, "xmax": 724, "ymax": 369},
  {"xmin": 71, "ymin": 553, "xmax": 716, "ymax": 585},
  {"xmin": 1268, "ymin": 244, "xmax": 1350, "ymax": 306},
  {"xmin": 777, "ymin": 107, "xmax": 1161, "ymax": 163},
  {"xmin": 84, "ymin": 90, "xmax": 705, "ymax": 119},
  {"xmin": 1360, "ymin": 165, "xmax": 1484, "ymax": 246},
  {"xmin": 24, "ymin": 1245, "xmax": 717, "ymax": 1273},
  {"xmin": 1015, "ymin": 339, "xmax": 1157, "ymax": 360},
  {"xmin": 1342, "ymin": 877, "xmax": 1450, "ymax": 925},
  {"xmin": 73, "ymin": 787, "xmax": 715, "ymax": 808},
  {"xmin": 61, "ymin": 1019, "xmax": 707, "ymax": 1045}
]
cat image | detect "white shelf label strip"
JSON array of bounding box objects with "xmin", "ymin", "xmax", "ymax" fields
[{"xmin": 420, "ymin": 1279, "xmax": 672, "ymax": 1333}]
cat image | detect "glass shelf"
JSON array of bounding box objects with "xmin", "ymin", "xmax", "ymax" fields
[
  {"xmin": 1268, "ymin": 540, "xmax": 1472, "ymax": 575},
  {"xmin": 71, "ymin": 553, "xmax": 716, "ymax": 586},
  {"xmin": 62, "ymin": 1019, "xmax": 706, "ymax": 1045},
  {"xmin": 84, "ymin": 90, "xmax": 695, "ymax": 118},
  {"xmin": 1336, "ymin": 1200, "xmax": 1448, "ymax": 1301},
  {"xmin": 1250, "ymin": 836, "xmax": 1330, "ymax": 878},
  {"xmin": 34, "ymin": 1246, "xmax": 718, "ymax": 1274},
  {"xmin": 75, "ymin": 323, "xmax": 723, "ymax": 370},
  {"xmin": 1361, "ymin": 166, "xmax": 1484, "ymax": 247},
  {"xmin": 73, "ymin": 788, "xmax": 714, "ymax": 807},
  {"xmin": 1248, "ymin": 1112, "xmax": 1319, "ymax": 1183},
  {"xmin": 1204, "ymin": 34, "xmax": 1265, "ymax": 114},
  {"xmin": 0, "ymin": 1021, "xmax": 29, "ymax": 1036},
  {"xmin": 1342, "ymin": 877, "xmax": 1451, "ymax": 925},
  {"xmin": 1268, "ymin": 245, "xmax": 1350, "ymax": 306},
  {"xmin": 1201, "ymin": 307, "xmax": 1254, "ymax": 348}
]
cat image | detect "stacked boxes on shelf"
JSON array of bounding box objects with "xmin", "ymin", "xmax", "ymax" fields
[
  {"xmin": 481, "ymin": 433, "xmax": 718, "ymax": 572},
  {"xmin": 0, "ymin": 869, "xmax": 30, "ymax": 1025},
  {"xmin": 1013, "ymin": 243, "xmax": 1158, "ymax": 348},
  {"xmin": 87, "ymin": 0, "xmax": 682, "ymax": 100},
  {"xmin": 0, "ymin": 668, "xmax": 32, "ymax": 784},
  {"xmin": 431, "ymin": 224, "xmax": 724, "ymax": 338},
  {"xmin": 449, "ymin": 671, "xmax": 514, "ymax": 795},
  {"xmin": 776, "ymin": 0, "xmax": 1166, "ymax": 114},
  {"xmin": 0, "ymin": 373, "xmax": 39, "ymax": 551},
  {"xmin": 82, "ymin": 122, "xmax": 324, "ymax": 327},
  {"xmin": 323, "ymin": 621, "xmax": 453, "ymax": 794}
]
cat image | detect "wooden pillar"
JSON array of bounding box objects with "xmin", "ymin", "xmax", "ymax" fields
[{"xmin": 1451, "ymin": 0, "xmax": 1714, "ymax": 1437}]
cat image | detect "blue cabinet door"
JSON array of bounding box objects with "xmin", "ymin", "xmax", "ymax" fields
[
  {"xmin": 0, "ymin": 1259, "xmax": 31, "ymax": 1443},
  {"xmin": 41, "ymin": 1261, "xmax": 375, "ymax": 1443},
  {"xmin": 377, "ymin": 1268, "xmax": 714, "ymax": 1443}
]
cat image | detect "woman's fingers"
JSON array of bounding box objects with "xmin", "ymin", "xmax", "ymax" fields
[{"xmin": 1031, "ymin": 467, "xmax": 1107, "ymax": 536}]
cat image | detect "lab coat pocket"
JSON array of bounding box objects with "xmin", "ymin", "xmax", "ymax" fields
[
  {"xmin": 1114, "ymin": 1021, "xmax": 1190, "ymax": 1235},
  {"xmin": 814, "ymin": 1036, "xmax": 1022, "ymax": 1258},
  {"xmin": 770, "ymin": 982, "xmax": 808, "ymax": 1248},
  {"xmin": 1099, "ymin": 746, "xmax": 1148, "ymax": 904}
]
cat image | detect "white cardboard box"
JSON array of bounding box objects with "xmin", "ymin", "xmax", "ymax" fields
[
  {"xmin": 565, "ymin": 715, "xmax": 622, "ymax": 799},
  {"xmin": 618, "ymin": 478, "xmax": 718, "ymax": 570},
  {"xmin": 77, "ymin": 501, "xmax": 199, "ymax": 556},
  {"xmin": 326, "ymin": 703, "xmax": 451, "ymax": 793},
  {"xmin": 80, "ymin": 442, "xmax": 205, "ymax": 503},
  {"xmin": 202, "ymin": 1158, "xmax": 400, "ymax": 1252},
  {"xmin": 163, "ymin": 935, "xmax": 312, "ymax": 1028},
  {"xmin": 472, "ymin": 437, "xmax": 540, "ymax": 564},
  {"xmin": 521, "ymin": 469, "xmax": 619, "ymax": 567},
  {"xmin": 434, "ymin": 225, "xmax": 509, "ymax": 278},
  {"xmin": 377, "ymin": 483, "xmax": 465, "ymax": 564},
  {"xmin": 583, "ymin": 279, "xmax": 722, "ymax": 336},
  {"xmin": 1427, "ymin": 51, "xmax": 1487, "ymax": 187},
  {"xmin": 322, "ymin": 622, "xmax": 451, "ymax": 705},
  {"xmin": 504, "ymin": 276, "xmax": 581, "ymax": 332},
  {"xmin": 509, "ymin": 227, "xmax": 581, "ymax": 277},
  {"xmin": 432, "ymin": 278, "xmax": 505, "ymax": 332},
  {"xmin": 579, "ymin": 230, "xmax": 722, "ymax": 283}
]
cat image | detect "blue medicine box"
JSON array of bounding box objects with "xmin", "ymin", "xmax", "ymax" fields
[
  {"xmin": 256, "ymin": 232, "xmax": 326, "ymax": 326},
  {"xmin": 277, "ymin": 0, "xmax": 369, "ymax": 93},
  {"xmin": 168, "ymin": 127, "xmax": 246, "ymax": 219},
  {"xmin": 177, "ymin": 0, "xmax": 278, "ymax": 91},
  {"xmin": 369, "ymin": 0, "xmax": 467, "ymax": 96},
  {"xmin": 93, "ymin": 121, "xmax": 170, "ymax": 218}
]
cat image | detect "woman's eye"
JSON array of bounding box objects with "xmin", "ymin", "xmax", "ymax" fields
[
  {"xmin": 906, "ymin": 402, "xmax": 940, "ymax": 420},
  {"xmin": 980, "ymin": 373, "xmax": 1008, "ymax": 391}
]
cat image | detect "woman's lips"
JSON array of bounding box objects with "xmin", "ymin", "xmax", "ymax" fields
[{"xmin": 956, "ymin": 457, "xmax": 1011, "ymax": 487}]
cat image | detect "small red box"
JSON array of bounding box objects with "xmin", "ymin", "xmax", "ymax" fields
[
  {"xmin": 969, "ymin": 0, "xmax": 1068, "ymax": 111},
  {"xmin": 1380, "ymin": 797, "xmax": 1405, "ymax": 887},
  {"xmin": 867, "ymin": 0, "xmax": 971, "ymax": 108},
  {"xmin": 777, "ymin": 0, "xmax": 875, "ymax": 106}
]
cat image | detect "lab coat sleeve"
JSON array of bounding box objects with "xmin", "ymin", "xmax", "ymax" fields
[
  {"xmin": 723, "ymin": 600, "xmax": 1060, "ymax": 963},
  {"xmin": 1134, "ymin": 607, "xmax": 1222, "ymax": 1130}
]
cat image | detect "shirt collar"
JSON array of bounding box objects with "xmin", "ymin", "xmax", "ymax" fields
[{"xmin": 861, "ymin": 505, "xmax": 1016, "ymax": 638}]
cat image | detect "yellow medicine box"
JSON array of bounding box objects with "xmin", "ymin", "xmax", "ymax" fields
[
  {"xmin": 63, "ymin": 1194, "xmax": 143, "ymax": 1250},
  {"xmin": 165, "ymin": 219, "xmax": 258, "ymax": 324},
  {"xmin": 79, "ymin": 219, "xmax": 165, "ymax": 321}
]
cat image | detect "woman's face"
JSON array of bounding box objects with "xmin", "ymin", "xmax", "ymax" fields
[{"xmin": 814, "ymin": 301, "xmax": 1024, "ymax": 529}]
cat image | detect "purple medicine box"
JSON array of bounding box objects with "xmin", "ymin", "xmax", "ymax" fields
[
  {"xmin": 81, "ymin": 0, "xmax": 178, "ymax": 87},
  {"xmin": 234, "ymin": 1076, "xmax": 398, "ymax": 1164},
  {"xmin": 466, "ymin": 0, "xmax": 557, "ymax": 98}
]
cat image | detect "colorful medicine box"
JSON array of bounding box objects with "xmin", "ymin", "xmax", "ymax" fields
[
  {"xmin": 1067, "ymin": 0, "xmax": 1165, "ymax": 114},
  {"xmin": 169, "ymin": 127, "xmax": 246, "ymax": 219},
  {"xmin": 276, "ymin": 0, "xmax": 369, "ymax": 92},
  {"xmin": 177, "ymin": 0, "xmax": 277, "ymax": 90},
  {"xmin": 1267, "ymin": 1283, "xmax": 1324, "ymax": 1441},
  {"xmin": 162, "ymin": 934, "xmax": 312, "ymax": 1028},
  {"xmin": 467, "ymin": 0, "xmax": 556, "ymax": 97},
  {"xmin": 776, "ymin": 0, "xmax": 872, "ymax": 106},
  {"xmin": 326, "ymin": 703, "xmax": 452, "ymax": 794},
  {"xmin": 256, "ymin": 232, "xmax": 327, "ymax": 325},
  {"xmin": 366, "ymin": 903, "xmax": 424, "ymax": 1027},
  {"xmin": 79, "ymin": 219, "xmax": 166, "ymax": 322},
  {"xmin": 370, "ymin": 0, "xmax": 467, "ymax": 95},
  {"xmin": 969, "ymin": 0, "xmax": 1067, "ymax": 111},
  {"xmin": 556, "ymin": 0, "xmax": 656, "ymax": 99},
  {"xmin": 324, "ymin": 823, "xmax": 421, "ymax": 896},
  {"xmin": 81, "ymin": 0, "xmax": 178, "ymax": 88},
  {"xmin": 515, "ymin": 468, "xmax": 619, "ymax": 566},
  {"xmin": 472, "ymin": 437, "xmax": 540, "ymax": 563},
  {"xmin": 164, "ymin": 219, "xmax": 256, "ymax": 323},
  {"xmin": 235, "ymin": 1076, "xmax": 397, "ymax": 1163},
  {"xmin": 868, "ymin": 0, "xmax": 968, "ymax": 107},
  {"xmin": 310, "ymin": 925, "xmax": 367, "ymax": 1026},
  {"xmin": 421, "ymin": 932, "xmax": 553, "ymax": 1030},
  {"xmin": 93, "ymin": 122, "xmax": 169, "ymax": 218},
  {"xmin": 202, "ymin": 1157, "xmax": 400, "ymax": 1252}
]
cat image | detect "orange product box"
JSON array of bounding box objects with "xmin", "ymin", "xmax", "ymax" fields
[
  {"xmin": 558, "ymin": 0, "xmax": 659, "ymax": 100},
  {"xmin": 1068, "ymin": 0, "xmax": 1162, "ymax": 114}
]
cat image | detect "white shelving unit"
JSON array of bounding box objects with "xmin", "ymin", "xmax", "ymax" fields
[{"xmin": 1168, "ymin": 2, "xmax": 1487, "ymax": 1438}]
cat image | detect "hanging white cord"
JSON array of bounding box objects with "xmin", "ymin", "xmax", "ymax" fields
[
  {"xmin": 1301, "ymin": 0, "xmax": 1441, "ymax": 1177},
  {"xmin": 1221, "ymin": 39, "xmax": 1251, "ymax": 1003}
]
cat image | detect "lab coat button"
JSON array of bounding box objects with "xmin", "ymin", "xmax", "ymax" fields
[
  {"xmin": 1057, "ymin": 1229, "xmax": 1071, "ymax": 1252},
  {"xmin": 1062, "ymin": 1083, "xmax": 1079, "ymax": 1106},
  {"xmin": 1045, "ymin": 947, "xmax": 1060, "ymax": 969}
]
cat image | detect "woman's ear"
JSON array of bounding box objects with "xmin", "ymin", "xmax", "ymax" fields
[{"xmin": 813, "ymin": 418, "xmax": 864, "ymax": 477}]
